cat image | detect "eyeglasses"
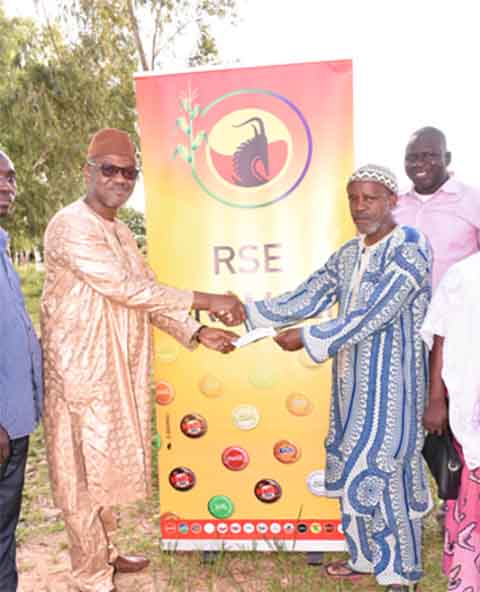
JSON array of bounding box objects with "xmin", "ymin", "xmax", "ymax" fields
[{"xmin": 87, "ymin": 160, "xmax": 140, "ymax": 181}]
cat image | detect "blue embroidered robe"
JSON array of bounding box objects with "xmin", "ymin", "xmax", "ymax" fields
[{"xmin": 246, "ymin": 226, "xmax": 433, "ymax": 582}]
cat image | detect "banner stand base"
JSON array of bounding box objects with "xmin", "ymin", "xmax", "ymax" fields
[
  {"xmin": 202, "ymin": 551, "xmax": 219, "ymax": 563},
  {"xmin": 162, "ymin": 539, "xmax": 346, "ymax": 552},
  {"xmin": 202, "ymin": 550, "xmax": 325, "ymax": 564},
  {"xmin": 306, "ymin": 551, "xmax": 324, "ymax": 565}
]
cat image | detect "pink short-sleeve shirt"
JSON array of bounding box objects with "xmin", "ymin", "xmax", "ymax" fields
[{"xmin": 394, "ymin": 178, "xmax": 480, "ymax": 291}]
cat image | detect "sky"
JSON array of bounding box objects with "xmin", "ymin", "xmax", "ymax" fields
[{"xmin": 4, "ymin": 0, "xmax": 480, "ymax": 209}]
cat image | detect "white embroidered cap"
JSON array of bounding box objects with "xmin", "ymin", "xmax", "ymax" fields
[{"xmin": 347, "ymin": 164, "xmax": 398, "ymax": 195}]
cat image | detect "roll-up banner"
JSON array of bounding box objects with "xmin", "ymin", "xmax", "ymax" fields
[{"xmin": 135, "ymin": 60, "xmax": 353, "ymax": 551}]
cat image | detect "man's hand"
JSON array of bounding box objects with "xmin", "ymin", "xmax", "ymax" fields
[
  {"xmin": 0, "ymin": 425, "xmax": 11, "ymax": 466},
  {"xmin": 274, "ymin": 328, "xmax": 303, "ymax": 351},
  {"xmin": 424, "ymin": 335, "xmax": 448, "ymax": 436},
  {"xmin": 208, "ymin": 294, "xmax": 246, "ymax": 326},
  {"xmin": 192, "ymin": 291, "xmax": 246, "ymax": 326},
  {"xmin": 197, "ymin": 327, "xmax": 239, "ymax": 353},
  {"xmin": 423, "ymin": 397, "xmax": 448, "ymax": 435}
]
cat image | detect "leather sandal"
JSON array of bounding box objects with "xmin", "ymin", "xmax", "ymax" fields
[{"xmin": 324, "ymin": 559, "xmax": 368, "ymax": 580}]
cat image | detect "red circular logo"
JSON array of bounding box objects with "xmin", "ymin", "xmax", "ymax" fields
[
  {"xmin": 169, "ymin": 467, "xmax": 196, "ymax": 491},
  {"xmin": 222, "ymin": 446, "xmax": 250, "ymax": 471},
  {"xmin": 254, "ymin": 479, "xmax": 282, "ymax": 503},
  {"xmin": 180, "ymin": 413, "xmax": 208, "ymax": 438}
]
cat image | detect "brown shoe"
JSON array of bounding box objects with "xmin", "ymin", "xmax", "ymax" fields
[{"xmin": 111, "ymin": 554, "xmax": 150, "ymax": 573}]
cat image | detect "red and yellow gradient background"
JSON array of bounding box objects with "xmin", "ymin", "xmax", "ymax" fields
[{"xmin": 135, "ymin": 61, "xmax": 354, "ymax": 551}]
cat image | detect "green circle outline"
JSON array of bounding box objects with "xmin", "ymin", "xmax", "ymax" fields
[{"xmin": 194, "ymin": 88, "xmax": 312, "ymax": 209}]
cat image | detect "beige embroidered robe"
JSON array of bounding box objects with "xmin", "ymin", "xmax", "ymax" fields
[{"xmin": 41, "ymin": 199, "xmax": 200, "ymax": 512}]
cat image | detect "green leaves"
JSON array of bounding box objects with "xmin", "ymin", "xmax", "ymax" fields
[
  {"xmin": 191, "ymin": 130, "xmax": 206, "ymax": 151},
  {"xmin": 0, "ymin": 0, "xmax": 237, "ymax": 247},
  {"xmin": 190, "ymin": 104, "xmax": 200, "ymax": 120},
  {"xmin": 118, "ymin": 207, "xmax": 146, "ymax": 250},
  {"xmin": 178, "ymin": 100, "xmax": 199, "ymax": 121},
  {"xmin": 0, "ymin": 5, "xmax": 137, "ymax": 246},
  {"xmin": 173, "ymin": 144, "xmax": 190, "ymax": 162},
  {"xmin": 176, "ymin": 116, "xmax": 190, "ymax": 134},
  {"xmin": 174, "ymin": 88, "xmax": 206, "ymax": 168}
]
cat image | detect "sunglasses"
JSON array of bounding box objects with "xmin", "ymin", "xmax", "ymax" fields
[{"xmin": 87, "ymin": 160, "xmax": 140, "ymax": 181}]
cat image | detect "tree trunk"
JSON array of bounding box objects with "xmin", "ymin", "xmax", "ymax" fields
[{"xmin": 125, "ymin": 0, "xmax": 149, "ymax": 71}]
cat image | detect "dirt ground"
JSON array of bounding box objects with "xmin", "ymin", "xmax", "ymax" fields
[{"xmin": 17, "ymin": 533, "xmax": 162, "ymax": 592}]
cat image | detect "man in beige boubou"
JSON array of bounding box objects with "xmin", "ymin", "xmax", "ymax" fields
[{"xmin": 41, "ymin": 128, "xmax": 243, "ymax": 592}]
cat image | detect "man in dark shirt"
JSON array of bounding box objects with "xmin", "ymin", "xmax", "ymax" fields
[{"xmin": 0, "ymin": 150, "xmax": 43, "ymax": 591}]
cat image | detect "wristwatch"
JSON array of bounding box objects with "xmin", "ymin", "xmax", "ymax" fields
[{"xmin": 193, "ymin": 325, "xmax": 208, "ymax": 343}]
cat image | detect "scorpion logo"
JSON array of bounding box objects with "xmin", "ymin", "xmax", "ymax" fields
[{"xmin": 232, "ymin": 117, "xmax": 270, "ymax": 187}]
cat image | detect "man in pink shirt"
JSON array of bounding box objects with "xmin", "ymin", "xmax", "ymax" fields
[
  {"xmin": 395, "ymin": 126, "xmax": 480, "ymax": 592},
  {"xmin": 394, "ymin": 126, "xmax": 480, "ymax": 291}
]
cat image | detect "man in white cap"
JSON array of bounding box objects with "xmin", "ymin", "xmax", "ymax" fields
[
  {"xmin": 41, "ymin": 128, "xmax": 243, "ymax": 592},
  {"xmin": 241, "ymin": 165, "xmax": 432, "ymax": 591}
]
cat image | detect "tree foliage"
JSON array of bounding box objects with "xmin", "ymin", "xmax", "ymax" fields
[
  {"xmin": 0, "ymin": 4, "xmax": 136, "ymax": 248},
  {"xmin": 123, "ymin": 0, "xmax": 236, "ymax": 70},
  {"xmin": 118, "ymin": 206, "xmax": 146, "ymax": 250},
  {"xmin": 0, "ymin": 0, "xmax": 237, "ymax": 248}
]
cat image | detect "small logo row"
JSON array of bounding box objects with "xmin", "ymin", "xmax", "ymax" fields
[{"xmin": 161, "ymin": 520, "xmax": 343, "ymax": 537}]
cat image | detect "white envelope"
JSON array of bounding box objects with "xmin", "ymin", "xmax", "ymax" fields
[{"xmin": 233, "ymin": 327, "xmax": 277, "ymax": 348}]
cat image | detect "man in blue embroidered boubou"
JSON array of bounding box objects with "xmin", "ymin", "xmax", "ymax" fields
[{"xmin": 243, "ymin": 165, "xmax": 432, "ymax": 591}]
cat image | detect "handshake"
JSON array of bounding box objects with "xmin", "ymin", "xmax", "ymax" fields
[{"xmin": 192, "ymin": 292, "xmax": 303, "ymax": 354}]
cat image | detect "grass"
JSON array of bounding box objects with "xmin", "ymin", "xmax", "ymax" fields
[
  {"xmin": 17, "ymin": 264, "xmax": 448, "ymax": 591},
  {"xmin": 17, "ymin": 264, "xmax": 43, "ymax": 328}
]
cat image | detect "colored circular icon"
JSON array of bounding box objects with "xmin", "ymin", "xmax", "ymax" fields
[
  {"xmin": 324, "ymin": 523, "xmax": 335, "ymax": 534},
  {"xmin": 155, "ymin": 340, "xmax": 179, "ymax": 364},
  {"xmin": 155, "ymin": 381, "xmax": 175, "ymax": 405},
  {"xmin": 286, "ymin": 392, "xmax": 313, "ymax": 416},
  {"xmin": 232, "ymin": 404, "xmax": 260, "ymax": 430},
  {"xmin": 180, "ymin": 413, "xmax": 208, "ymax": 438},
  {"xmin": 191, "ymin": 523, "xmax": 202, "ymax": 534},
  {"xmin": 273, "ymin": 440, "xmax": 301, "ymax": 464},
  {"xmin": 222, "ymin": 446, "xmax": 250, "ymax": 471},
  {"xmin": 249, "ymin": 366, "xmax": 277, "ymax": 389},
  {"xmin": 159, "ymin": 512, "xmax": 180, "ymax": 522},
  {"xmin": 256, "ymin": 522, "xmax": 268, "ymax": 533},
  {"xmin": 208, "ymin": 495, "xmax": 235, "ymax": 519},
  {"xmin": 190, "ymin": 90, "xmax": 313, "ymax": 209},
  {"xmin": 204, "ymin": 523, "xmax": 215, "ymax": 534},
  {"xmin": 297, "ymin": 523, "xmax": 308, "ymax": 533},
  {"xmin": 254, "ymin": 479, "xmax": 282, "ymax": 503},
  {"xmin": 307, "ymin": 470, "xmax": 326, "ymax": 496},
  {"xmin": 169, "ymin": 467, "xmax": 196, "ymax": 491},
  {"xmin": 198, "ymin": 373, "xmax": 223, "ymax": 398}
]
